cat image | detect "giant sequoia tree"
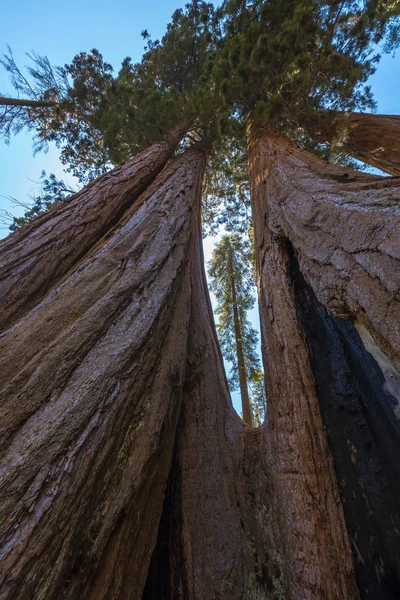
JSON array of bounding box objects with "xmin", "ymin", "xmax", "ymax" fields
[{"xmin": 1, "ymin": 1, "xmax": 400, "ymax": 598}]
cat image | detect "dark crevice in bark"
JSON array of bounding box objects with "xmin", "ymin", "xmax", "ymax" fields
[
  {"xmin": 286, "ymin": 238, "xmax": 400, "ymax": 599},
  {"xmin": 142, "ymin": 411, "xmax": 188, "ymax": 600}
]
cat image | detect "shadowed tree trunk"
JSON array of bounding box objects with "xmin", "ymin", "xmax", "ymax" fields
[
  {"xmin": 248, "ymin": 123, "xmax": 400, "ymax": 598},
  {"xmin": 0, "ymin": 145, "xmax": 206, "ymax": 600},
  {"xmin": 2, "ymin": 117, "xmax": 399, "ymax": 600},
  {"xmin": 0, "ymin": 123, "xmax": 186, "ymax": 331},
  {"xmin": 0, "ymin": 130, "xmax": 360, "ymax": 600},
  {"xmin": 304, "ymin": 111, "xmax": 400, "ymax": 175},
  {"xmin": 143, "ymin": 188, "xmax": 359, "ymax": 599}
]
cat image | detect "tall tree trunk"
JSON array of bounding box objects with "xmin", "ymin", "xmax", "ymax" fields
[
  {"xmin": 248, "ymin": 123, "xmax": 400, "ymax": 598},
  {"xmin": 143, "ymin": 215, "xmax": 286, "ymax": 600},
  {"xmin": 0, "ymin": 123, "xmax": 186, "ymax": 331},
  {"xmin": 304, "ymin": 111, "xmax": 400, "ymax": 175},
  {"xmin": 248, "ymin": 125, "xmax": 400, "ymax": 369},
  {"xmin": 0, "ymin": 144, "xmax": 205, "ymax": 600},
  {"xmin": 0, "ymin": 129, "xmax": 359, "ymax": 600},
  {"xmin": 229, "ymin": 248, "xmax": 253, "ymax": 426}
]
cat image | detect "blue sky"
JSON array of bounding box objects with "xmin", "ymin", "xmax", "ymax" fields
[{"xmin": 1, "ymin": 1, "xmax": 399, "ymax": 415}]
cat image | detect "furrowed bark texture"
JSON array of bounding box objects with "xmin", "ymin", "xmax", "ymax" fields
[
  {"xmin": 305, "ymin": 111, "xmax": 400, "ymax": 175},
  {"xmin": 248, "ymin": 126, "xmax": 400, "ymax": 370},
  {"xmin": 291, "ymin": 252, "xmax": 400, "ymax": 599},
  {"xmin": 248, "ymin": 124, "xmax": 400, "ymax": 598},
  {"xmin": 143, "ymin": 216, "xmax": 286, "ymax": 600},
  {"xmin": 0, "ymin": 145, "xmax": 205, "ymax": 600},
  {"xmin": 0, "ymin": 123, "xmax": 186, "ymax": 331},
  {"xmin": 0, "ymin": 138, "xmax": 289, "ymax": 600}
]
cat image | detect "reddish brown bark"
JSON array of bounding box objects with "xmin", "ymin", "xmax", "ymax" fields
[
  {"xmin": 0, "ymin": 123, "xmax": 186, "ymax": 331},
  {"xmin": 0, "ymin": 145, "xmax": 205, "ymax": 599},
  {"xmin": 248, "ymin": 125, "xmax": 400, "ymax": 369},
  {"xmin": 306, "ymin": 111, "xmax": 400, "ymax": 175},
  {"xmin": 249, "ymin": 195, "xmax": 358, "ymax": 597},
  {"xmin": 248, "ymin": 123, "xmax": 400, "ymax": 598},
  {"xmin": 144, "ymin": 229, "xmax": 285, "ymax": 599}
]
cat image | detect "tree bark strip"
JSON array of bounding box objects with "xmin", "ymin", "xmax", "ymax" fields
[
  {"xmin": 305, "ymin": 111, "xmax": 400, "ymax": 175},
  {"xmin": 248, "ymin": 122, "xmax": 400, "ymax": 598},
  {"xmin": 143, "ymin": 221, "xmax": 287, "ymax": 599},
  {"xmin": 248, "ymin": 126, "xmax": 360, "ymax": 599},
  {"xmin": 0, "ymin": 145, "xmax": 205, "ymax": 600},
  {"xmin": 0, "ymin": 123, "xmax": 186, "ymax": 331},
  {"xmin": 291, "ymin": 251, "xmax": 400, "ymax": 598},
  {"xmin": 248, "ymin": 125, "xmax": 400, "ymax": 371}
]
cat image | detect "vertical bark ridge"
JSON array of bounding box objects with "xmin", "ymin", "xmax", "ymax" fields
[
  {"xmin": 142, "ymin": 212, "xmax": 287, "ymax": 599},
  {"xmin": 289, "ymin": 243, "xmax": 400, "ymax": 598},
  {"xmin": 0, "ymin": 123, "xmax": 187, "ymax": 331},
  {"xmin": 0, "ymin": 145, "xmax": 205, "ymax": 600},
  {"xmin": 305, "ymin": 111, "xmax": 400, "ymax": 175},
  {"xmin": 249, "ymin": 126, "xmax": 360, "ymax": 599},
  {"xmin": 248, "ymin": 124, "xmax": 400, "ymax": 370}
]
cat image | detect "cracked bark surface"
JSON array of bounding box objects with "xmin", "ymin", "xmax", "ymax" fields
[
  {"xmin": 0, "ymin": 135, "xmax": 290, "ymax": 598},
  {"xmin": 247, "ymin": 216, "xmax": 358, "ymax": 598},
  {"xmin": 0, "ymin": 145, "xmax": 205, "ymax": 600},
  {"xmin": 248, "ymin": 125, "xmax": 400, "ymax": 369},
  {"xmin": 304, "ymin": 111, "xmax": 400, "ymax": 175},
  {"xmin": 248, "ymin": 123, "xmax": 400, "ymax": 598},
  {"xmin": 143, "ymin": 237, "xmax": 286, "ymax": 600},
  {"xmin": 291, "ymin": 254, "xmax": 400, "ymax": 598},
  {"xmin": 0, "ymin": 124, "xmax": 186, "ymax": 331}
]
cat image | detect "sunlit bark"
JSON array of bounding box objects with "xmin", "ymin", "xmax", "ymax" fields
[
  {"xmin": 0, "ymin": 124, "xmax": 186, "ymax": 331},
  {"xmin": 248, "ymin": 123, "xmax": 400, "ymax": 598},
  {"xmin": 305, "ymin": 111, "xmax": 400, "ymax": 175},
  {"xmin": 0, "ymin": 145, "xmax": 205, "ymax": 600}
]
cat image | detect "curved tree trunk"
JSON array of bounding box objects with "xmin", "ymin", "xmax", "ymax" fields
[
  {"xmin": 305, "ymin": 111, "xmax": 400, "ymax": 175},
  {"xmin": 143, "ymin": 221, "xmax": 287, "ymax": 600},
  {"xmin": 0, "ymin": 123, "xmax": 186, "ymax": 331},
  {"xmin": 248, "ymin": 123, "xmax": 400, "ymax": 598},
  {"xmin": 0, "ymin": 145, "xmax": 205, "ymax": 600}
]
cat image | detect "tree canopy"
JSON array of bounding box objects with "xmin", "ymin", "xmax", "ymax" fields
[{"xmin": 1, "ymin": 0, "xmax": 398, "ymax": 186}]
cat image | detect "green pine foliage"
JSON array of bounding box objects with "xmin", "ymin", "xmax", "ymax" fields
[
  {"xmin": 208, "ymin": 233, "xmax": 267, "ymax": 425},
  {"xmin": 215, "ymin": 0, "xmax": 400, "ymax": 132},
  {"xmin": 1, "ymin": 0, "xmax": 399, "ymax": 188}
]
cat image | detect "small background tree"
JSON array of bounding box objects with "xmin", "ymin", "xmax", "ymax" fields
[{"xmin": 208, "ymin": 233, "xmax": 266, "ymax": 426}]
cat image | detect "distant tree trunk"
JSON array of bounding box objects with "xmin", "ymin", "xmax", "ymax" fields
[
  {"xmin": 305, "ymin": 111, "xmax": 400, "ymax": 175},
  {"xmin": 229, "ymin": 248, "xmax": 253, "ymax": 426},
  {"xmin": 0, "ymin": 123, "xmax": 186, "ymax": 331},
  {"xmin": 0, "ymin": 145, "xmax": 206, "ymax": 600},
  {"xmin": 248, "ymin": 123, "xmax": 400, "ymax": 598}
]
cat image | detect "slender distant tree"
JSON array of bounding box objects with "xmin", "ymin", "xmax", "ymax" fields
[{"xmin": 208, "ymin": 233, "xmax": 266, "ymax": 426}]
